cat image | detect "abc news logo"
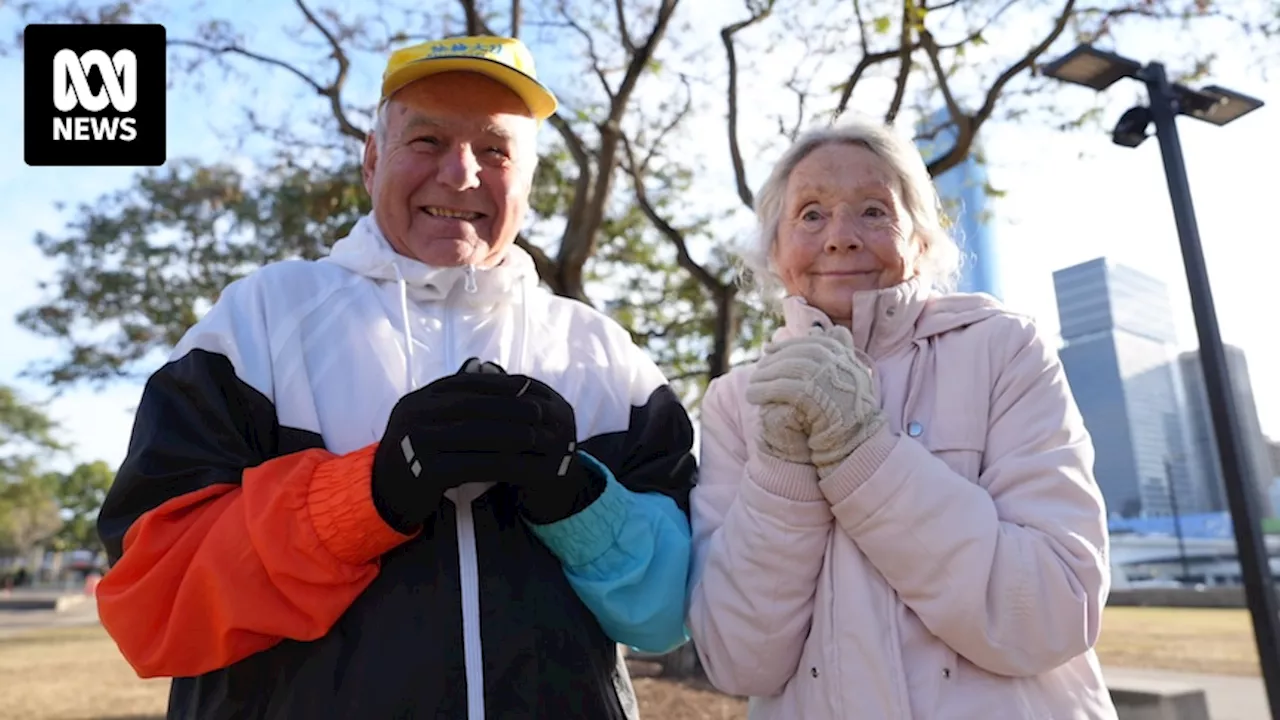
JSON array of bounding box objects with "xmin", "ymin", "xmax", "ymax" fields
[
  {"xmin": 54, "ymin": 49, "xmax": 140, "ymax": 142},
  {"xmin": 25, "ymin": 24, "xmax": 166, "ymax": 167}
]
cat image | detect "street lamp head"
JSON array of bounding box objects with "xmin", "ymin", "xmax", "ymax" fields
[
  {"xmin": 1042, "ymin": 44, "xmax": 1143, "ymax": 91},
  {"xmin": 1112, "ymin": 106, "xmax": 1152, "ymax": 148},
  {"xmin": 1181, "ymin": 85, "xmax": 1266, "ymax": 126}
]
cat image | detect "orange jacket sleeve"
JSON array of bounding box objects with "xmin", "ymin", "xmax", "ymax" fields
[
  {"xmin": 94, "ymin": 344, "xmax": 417, "ymax": 679},
  {"xmin": 96, "ymin": 444, "xmax": 414, "ymax": 679}
]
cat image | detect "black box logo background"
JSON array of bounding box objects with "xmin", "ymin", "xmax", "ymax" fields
[{"xmin": 24, "ymin": 23, "xmax": 166, "ymax": 167}]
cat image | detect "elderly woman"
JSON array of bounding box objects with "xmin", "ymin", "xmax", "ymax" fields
[{"xmin": 686, "ymin": 118, "xmax": 1117, "ymax": 719}]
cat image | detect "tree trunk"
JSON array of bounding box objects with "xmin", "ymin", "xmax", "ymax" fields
[{"xmin": 707, "ymin": 287, "xmax": 740, "ymax": 380}]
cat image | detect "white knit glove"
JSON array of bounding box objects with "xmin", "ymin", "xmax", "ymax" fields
[{"xmin": 746, "ymin": 325, "xmax": 887, "ymax": 478}]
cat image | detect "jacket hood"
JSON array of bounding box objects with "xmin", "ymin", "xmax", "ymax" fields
[
  {"xmin": 322, "ymin": 214, "xmax": 540, "ymax": 302},
  {"xmin": 778, "ymin": 276, "xmax": 1006, "ymax": 359}
]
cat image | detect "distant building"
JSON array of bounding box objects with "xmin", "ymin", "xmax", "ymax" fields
[
  {"xmin": 1052, "ymin": 258, "xmax": 1208, "ymax": 518},
  {"xmin": 914, "ymin": 110, "xmax": 1002, "ymax": 300},
  {"xmin": 1179, "ymin": 346, "xmax": 1274, "ymax": 517}
]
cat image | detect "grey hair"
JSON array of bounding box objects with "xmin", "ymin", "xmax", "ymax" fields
[{"xmin": 737, "ymin": 116, "xmax": 963, "ymax": 300}]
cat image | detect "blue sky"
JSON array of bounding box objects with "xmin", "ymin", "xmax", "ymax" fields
[{"xmin": 3, "ymin": 4, "xmax": 1277, "ymax": 472}]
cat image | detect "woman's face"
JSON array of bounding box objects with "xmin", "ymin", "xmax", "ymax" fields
[{"xmin": 773, "ymin": 142, "xmax": 922, "ymax": 326}]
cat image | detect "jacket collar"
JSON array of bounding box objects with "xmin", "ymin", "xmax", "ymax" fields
[
  {"xmin": 321, "ymin": 214, "xmax": 540, "ymax": 304},
  {"xmin": 777, "ymin": 276, "xmax": 932, "ymax": 360}
]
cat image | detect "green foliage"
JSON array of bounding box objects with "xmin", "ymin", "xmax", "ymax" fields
[
  {"xmin": 0, "ymin": 477, "xmax": 62, "ymax": 557},
  {"xmin": 0, "ymin": 387, "xmax": 66, "ymax": 557},
  {"xmin": 43, "ymin": 462, "xmax": 115, "ymax": 553},
  {"xmin": 20, "ymin": 156, "xmax": 369, "ymax": 385}
]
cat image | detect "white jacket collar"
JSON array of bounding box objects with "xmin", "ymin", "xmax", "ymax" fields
[{"xmin": 322, "ymin": 214, "xmax": 540, "ymax": 303}]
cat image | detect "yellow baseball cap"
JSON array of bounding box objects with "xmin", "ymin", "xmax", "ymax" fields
[{"xmin": 380, "ymin": 35, "xmax": 558, "ymax": 120}]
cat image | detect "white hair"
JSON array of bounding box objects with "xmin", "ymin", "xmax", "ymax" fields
[
  {"xmin": 737, "ymin": 116, "xmax": 963, "ymax": 300},
  {"xmin": 370, "ymin": 84, "xmax": 539, "ymax": 164},
  {"xmin": 373, "ymin": 101, "xmax": 390, "ymax": 152}
]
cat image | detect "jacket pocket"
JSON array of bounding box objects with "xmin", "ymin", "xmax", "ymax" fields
[{"xmin": 921, "ymin": 433, "xmax": 985, "ymax": 486}]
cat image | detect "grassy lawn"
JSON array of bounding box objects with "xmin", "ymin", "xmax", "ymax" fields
[
  {"xmin": 0, "ymin": 625, "xmax": 170, "ymax": 720},
  {"xmin": 1095, "ymin": 606, "xmax": 1261, "ymax": 677},
  {"xmin": 0, "ymin": 606, "xmax": 1261, "ymax": 719}
]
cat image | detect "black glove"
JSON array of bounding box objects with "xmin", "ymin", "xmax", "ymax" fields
[
  {"xmin": 370, "ymin": 358, "xmax": 522, "ymax": 532},
  {"xmin": 438, "ymin": 360, "xmax": 605, "ymax": 524},
  {"xmin": 371, "ymin": 359, "xmax": 604, "ymax": 532},
  {"xmin": 487, "ymin": 374, "xmax": 606, "ymax": 525}
]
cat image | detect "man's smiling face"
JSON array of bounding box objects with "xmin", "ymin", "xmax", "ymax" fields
[{"xmin": 362, "ymin": 71, "xmax": 538, "ymax": 268}]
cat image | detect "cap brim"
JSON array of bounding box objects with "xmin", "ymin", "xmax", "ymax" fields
[{"xmin": 382, "ymin": 56, "xmax": 558, "ymax": 120}]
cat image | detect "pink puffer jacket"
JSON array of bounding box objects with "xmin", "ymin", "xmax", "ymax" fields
[{"xmin": 687, "ymin": 279, "xmax": 1118, "ymax": 719}]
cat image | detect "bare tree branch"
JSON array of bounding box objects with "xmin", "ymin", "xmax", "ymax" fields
[
  {"xmin": 607, "ymin": 0, "xmax": 678, "ymax": 125},
  {"xmin": 639, "ymin": 76, "xmax": 695, "ymax": 173},
  {"xmin": 833, "ymin": 48, "xmax": 900, "ymax": 118},
  {"xmin": 557, "ymin": 0, "xmax": 680, "ymax": 292},
  {"xmin": 511, "ymin": 0, "xmax": 522, "ymax": 38},
  {"xmin": 169, "ymin": 39, "xmax": 325, "ymax": 94},
  {"xmin": 293, "ymin": 0, "xmax": 361, "ymax": 140},
  {"xmin": 923, "ymin": 0, "xmax": 1077, "ymax": 175},
  {"xmin": 975, "ymin": 0, "xmax": 1076, "ymax": 126},
  {"xmin": 623, "ymin": 122, "xmax": 741, "ymax": 379},
  {"xmin": 885, "ymin": 0, "xmax": 916, "ymax": 123},
  {"xmin": 458, "ymin": 0, "xmax": 483, "ymax": 34},
  {"xmin": 167, "ymin": 34, "xmax": 363, "ymax": 141},
  {"xmin": 721, "ymin": 0, "xmax": 778, "ymax": 209},
  {"xmin": 920, "ymin": 30, "xmax": 964, "ymax": 123},
  {"xmin": 614, "ymin": 0, "xmax": 635, "ymax": 53},
  {"xmin": 559, "ymin": 4, "xmax": 616, "ymax": 102},
  {"xmin": 933, "ymin": 0, "xmax": 1019, "ymax": 49},
  {"xmin": 782, "ymin": 72, "xmax": 809, "ymax": 141},
  {"xmin": 852, "ymin": 0, "xmax": 871, "ymax": 51},
  {"xmin": 544, "ymin": 112, "xmax": 592, "ymax": 278},
  {"xmin": 620, "ymin": 136, "xmax": 722, "ymax": 293}
]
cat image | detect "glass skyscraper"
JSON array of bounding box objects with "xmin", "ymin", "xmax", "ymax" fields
[
  {"xmin": 1053, "ymin": 258, "xmax": 1207, "ymax": 519},
  {"xmin": 1179, "ymin": 346, "xmax": 1274, "ymax": 517},
  {"xmin": 915, "ymin": 110, "xmax": 1002, "ymax": 300}
]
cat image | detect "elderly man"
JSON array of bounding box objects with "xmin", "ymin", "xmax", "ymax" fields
[{"xmin": 95, "ymin": 35, "xmax": 695, "ymax": 720}]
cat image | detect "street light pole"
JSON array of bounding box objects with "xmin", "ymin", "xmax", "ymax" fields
[
  {"xmin": 1041, "ymin": 43, "xmax": 1275, "ymax": 716},
  {"xmin": 1140, "ymin": 61, "xmax": 1280, "ymax": 713}
]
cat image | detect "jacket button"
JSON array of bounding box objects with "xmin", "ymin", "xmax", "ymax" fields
[
  {"xmin": 811, "ymin": 667, "xmax": 819, "ymax": 678},
  {"xmin": 907, "ymin": 421, "xmax": 924, "ymax": 437},
  {"xmin": 943, "ymin": 668, "xmax": 952, "ymax": 679}
]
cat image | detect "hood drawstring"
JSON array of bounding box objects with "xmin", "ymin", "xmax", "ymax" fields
[
  {"xmin": 464, "ymin": 264, "xmax": 479, "ymax": 294},
  {"xmin": 515, "ymin": 281, "xmax": 531, "ymax": 374},
  {"xmin": 391, "ymin": 262, "xmax": 419, "ymax": 392}
]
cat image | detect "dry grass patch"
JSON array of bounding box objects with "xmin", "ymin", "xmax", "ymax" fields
[
  {"xmin": 0, "ymin": 625, "xmax": 745, "ymax": 720},
  {"xmin": 1096, "ymin": 606, "xmax": 1259, "ymax": 676},
  {"xmin": 0, "ymin": 625, "xmax": 168, "ymax": 720},
  {"xmin": 0, "ymin": 605, "xmax": 1260, "ymax": 720},
  {"xmin": 628, "ymin": 660, "xmax": 747, "ymax": 719}
]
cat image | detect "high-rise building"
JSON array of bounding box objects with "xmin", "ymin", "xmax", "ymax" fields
[
  {"xmin": 1052, "ymin": 258, "xmax": 1208, "ymax": 519},
  {"xmin": 1179, "ymin": 346, "xmax": 1274, "ymax": 517},
  {"xmin": 914, "ymin": 110, "xmax": 1002, "ymax": 300}
]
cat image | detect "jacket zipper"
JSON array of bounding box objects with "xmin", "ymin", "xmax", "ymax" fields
[
  {"xmin": 456, "ymin": 488, "xmax": 485, "ymax": 720},
  {"xmin": 442, "ymin": 291, "xmax": 486, "ymax": 720}
]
